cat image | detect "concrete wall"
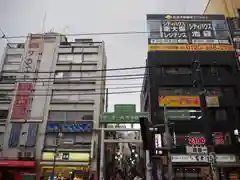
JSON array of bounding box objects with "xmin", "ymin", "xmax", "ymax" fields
[{"xmin": 204, "ymin": 0, "xmax": 240, "ymax": 17}]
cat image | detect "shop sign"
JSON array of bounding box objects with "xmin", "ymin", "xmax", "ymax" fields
[
  {"xmin": 42, "ymin": 152, "xmax": 90, "ymax": 161},
  {"xmin": 147, "ymin": 14, "xmax": 233, "ymax": 52},
  {"xmin": 0, "ymin": 160, "xmax": 35, "ymax": 167},
  {"xmin": 46, "ymin": 122, "xmax": 93, "ymax": 133},
  {"xmin": 101, "ymin": 104, "xmax": 147, "ymax": 123},
  {"xmin": 159, "ymin": 96, "xmax": 219, "ymax": 107},
  {"xmin": 171, "ymin": 154, "xmax": 236, "ymax": 163}
]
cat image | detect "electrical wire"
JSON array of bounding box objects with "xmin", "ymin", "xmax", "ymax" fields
[
  {"xmin": 2, "ymin": 64, "xmax": 156, "ymax": 73},
  {"xmin": 1, "ymin": 31, "xmax": 149, "ymax": 39},
  {"xmin": 0, "ymin": 85, "xmax": 142, "ymax": 91},
  {"xmin": 4, "ymin": 73, "xmax": 145, "ymax": 80},
  {"xmin": 2, "ymin": 90, "xmax": 144, "ymax": 97},
  {"xmin": 0, "ymin": 29, "xmax": 232, "ymax": 39}
]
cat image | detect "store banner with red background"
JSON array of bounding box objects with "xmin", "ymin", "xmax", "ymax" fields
[{"xmin": 11, "ymin": 83, "xmax": 33, "ymax": 120}]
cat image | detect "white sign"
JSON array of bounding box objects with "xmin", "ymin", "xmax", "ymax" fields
[{"xmin": 172, "ymin": 154, "xmax": 236, "ymax": 163}]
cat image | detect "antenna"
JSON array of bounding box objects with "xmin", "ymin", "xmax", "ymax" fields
[{"xmin": 42, "ymin": 11, "xmax": 47, "ymax": 33}]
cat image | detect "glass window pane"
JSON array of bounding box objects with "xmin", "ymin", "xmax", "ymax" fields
[
  {"xmin": 73, "ymin": 54, "xmax": 82, "ymax": 63},
  {"xmin": 48, "ymin": 111, "xmax": 65, "ymax": 121}
]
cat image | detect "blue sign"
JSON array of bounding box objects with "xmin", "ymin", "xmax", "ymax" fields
[{"xmin": 47, "ymin": 123, "xmax": 92, "ymax": 133}]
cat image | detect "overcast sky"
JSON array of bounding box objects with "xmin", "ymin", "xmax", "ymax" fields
[{"xmin": 0, "ymin": 0, "xmax": 208, "ymax": 112}]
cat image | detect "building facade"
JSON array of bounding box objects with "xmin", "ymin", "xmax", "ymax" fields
[
  {"xmin": 204, "ymin": 0, "xmax": 240, "ymax": 17},
  {"xmin": 0, "ymin": 33, "xmax": 106, "ymax": 179},
  {"xmin": 141, "ymin": 14, "xmax": 240, "ymax": 179}
]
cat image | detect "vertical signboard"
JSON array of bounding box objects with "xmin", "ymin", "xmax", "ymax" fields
[
  {"xmin": 227, "ymin": 18, "xmax": 240, "ymax": 69},
  {"xmin": 9, "ymin": 36, "xmax": 42, "ymax": 147},
  {"xmin": 147, "ymin": 14, "xmax": 233, "ymax": 51},
  {"xmin": 11, "ymin": 83, "xmax": 33, "ymax": 119}
]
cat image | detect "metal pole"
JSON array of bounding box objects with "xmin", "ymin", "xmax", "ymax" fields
[
  {"xmin": 105, "ymin": 88, "xmax": 108, "ymax": 112},
  {"xmin": 99, "ymin": 128, "xmax": 105, "ymax": 180},
  {"xmin": 193, "ymin": 59, "xmax": 216, "ymax": 180},
  {"xmin": 163, "ymin": 106, "xmax": 173, "ymax": 180}
]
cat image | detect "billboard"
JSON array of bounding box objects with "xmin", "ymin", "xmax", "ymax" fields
[
  {"xmin": 11, "ymin": 83, "xmax": 33, "ymax": 120},
  {"xmin": 147, "ymin": 14, "xmax": 233, "ymax": 51},
  {"xmin": 158, "ymin": 96, "xmax": 219, "ymax": 107}
]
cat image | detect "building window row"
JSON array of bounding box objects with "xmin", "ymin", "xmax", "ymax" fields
[
  {"xmin": 55, "ymin": 71, "xmax": 97, "ymax": 80},
  {"xmin": 58, "ymin": 53, "xmax": 98, "ymax": 63},
  {"xmin": 156, "ymin": 66, "xmax": 232, "ymax": 77},
  {"xmin": 48, "ymin": 110, "xmax": 94, "ymax": 121},
  {"xmin": 158, "ymin": 87, "xmax": 227, "ymax": 96},
  {"xmin": 51, "ymin": 90, "xmax": 95, "ymax": 102},
  {"xmin": 4, "ymin": 54, "xmax": 22, "ymax": 64}
]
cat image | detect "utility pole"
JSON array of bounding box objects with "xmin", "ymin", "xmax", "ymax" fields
[
  {"xmin": 105, "ymin": 88, "xmax": 108, "ymax": 112},
  {"xmin": 192, "ymin": 58, "xmax": 217, "ymax": 180},
  {"xmin": 163, "ymin": 105, "xmax": 173, "ymax": 180},
  {"xmin": 51, "ymin": 132, "xmax": 63, "ymax": 180}
]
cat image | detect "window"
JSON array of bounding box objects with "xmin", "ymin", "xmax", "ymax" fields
[
  {"xmin": 215, "ymin": 109, "xmax": 227, "ymax": 121},
  {"xmin": 159, "ymin": 87, "xmax": 222, "ymax": 96},
  {"xmin": 0, "ymin": 110, "xmax": 8, "ymax": 119},
  {"xmin": 159, "ymin": 87, "xmax": 198, "ymax": 96},
  {"xmin": 83, "ymin": 54, "xmax": 98, "ymax": 62},
  {"xmin": 238, "ymin": 9, "xmax": 240, "ymax": 17},
  {"xmin": 5, "ymin": 54, "xmax": 21, "ymax": 64},
  {"xmin": 58, "ymin": 54, "xmax": 82, "ymax": 63},
  {"xmin": 206, "ymin": 88, "xmax": 222, "ymax": 96},
  {"xmin": 163, "ymin": 67, "xmax": 192, "ymax": 75},
  {"xmin": 51, "ymin": 90, "xmax": 95, "ymax": 102},
  {"xmin": 54, "ymin": 72, "xmax": 70, "ymax": 79},
  {"xmin": 48, "ymin": 110, "xmax": 94, "ymax": 121},
  {"xmin": 1, "ymin": 76, "xmax": 16, "ymax": 82},
  {"xmin": 210, "ymin": 67, "xmax": 219, "ymax": 76}
]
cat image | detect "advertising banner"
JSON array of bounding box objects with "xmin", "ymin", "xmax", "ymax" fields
[
  {"xmin": 11, "ymin": 83, "xmax": 33, "ymax": 120},
  {"xmin": 147, "ymin": 14, "xmax": 233, "ymax": 52},
  {"xmin": 158, "ymin": 96, "xmax": 219, "ymax": 107}
]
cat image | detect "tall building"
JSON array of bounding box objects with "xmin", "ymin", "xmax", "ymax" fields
[
  {"xmin": 0, "ymin": 33, "xmax": 106, "ymax": 179},
  {"xmin": 204, "ymin": 0, "xmax": 240, "ymax": 17},
  {"xmin": 141, "ymin": 14, "xmax": 240, "ymax": 179}
]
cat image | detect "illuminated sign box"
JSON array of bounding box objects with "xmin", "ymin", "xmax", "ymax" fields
[
  {"xmin": 46, "ymin": 122, "xmax": 93, "ymax": 133},
  {"xmin": 42, "ymin": 152, "xmax": 90, "ymax": 162},
  {"xmin": 159, "ymin": 96, "xmax": 219, "ymax": 107}
]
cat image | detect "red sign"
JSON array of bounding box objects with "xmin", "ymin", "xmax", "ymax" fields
[
  {"xmin": 0, "ymin": 160, "xmax": 35, "ymax": 167},
  {"xmin": 188, "ymin": 137, "xmax": 206, "ymax": 145},
  {"xmin": 11, "ymin": 83, "xmax": 33, "ymax": 120},
  {"xmin": 214, "ymin": 132, "xmax": 225, "ymax": 145}
]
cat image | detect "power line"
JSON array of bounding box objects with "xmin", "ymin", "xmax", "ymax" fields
[
  {"xmin": 1, "ymin": 90, "xmax": 144, "ymax": 97},
  {"xmin": 2, "ymin": 64, "xmax": 154, "ymax": 73},
  {"xmin": 1, "ymin": 76, "xmax": 144, "ymax": 84},
  {"xmin": 0, "ymin": 29, "xmax": 231, "ymax": 39},
  {"xmin": 0, "ymin": 31, "xmax": 149, "ymax": 39},
  {"xmin": 4, "ymin": 73, "xmax": 144, "ymax": 80},
  {"xmin": 0, "ymin": 85, "xmax": 142, "ymax": 91}
]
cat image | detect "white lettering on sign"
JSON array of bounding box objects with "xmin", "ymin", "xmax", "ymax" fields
[{"xmin": 171, "ymin": 154, "xmax": 236, "ymax": 163}]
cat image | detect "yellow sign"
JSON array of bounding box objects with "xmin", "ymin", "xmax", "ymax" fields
[
  {"xmin": 42, "ymin": 152, "xmax": 90, "ymax": 161},
  {"xmin": 148, "ymin": 44, "xmax": 234, "ymax": 51},
  {"xmin": 159, "ymin": 96, "xmax": 219, "ymax": 107}
]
